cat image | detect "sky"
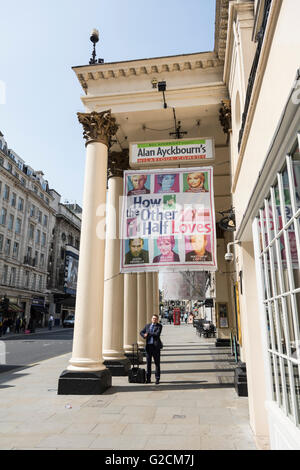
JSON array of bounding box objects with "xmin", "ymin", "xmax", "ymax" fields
[{"xmin": 0, "ymin": 0, "xmax": 216, "ymax": 205}]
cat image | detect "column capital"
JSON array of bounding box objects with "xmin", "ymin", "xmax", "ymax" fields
[
  {"xmin": 107, "ymin": 149, "xmax": 129, "ymax": 179},
  {"xmin": 77, "ymin": 110, "xmax": 119, "ymax": 147}
]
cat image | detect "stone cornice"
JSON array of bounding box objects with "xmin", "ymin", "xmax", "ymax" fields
[
  {"xmin": 214, "ymin": 0, "xmax": 230, "ymax": 61},
  {"xmin": 73, "ymin": 52, "xmax": 223, "ymax": 94}
]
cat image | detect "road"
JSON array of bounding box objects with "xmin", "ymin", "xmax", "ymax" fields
[{"xmin": 0, "ymin": 328, "xmax": 73, "ymax": 369}]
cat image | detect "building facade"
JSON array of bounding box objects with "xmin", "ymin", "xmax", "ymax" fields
[
  {"xmin": 224, "ymin": 0, "xmax": 300, "ymax": 450},
  {"xmin": 47, "ymin": 199, "xmax": 81, "ymax": 323},
  {"xmin": 0, "ymin": 132, "xmax": 81, "ymax": 328},
  {"xmin": 58, "ymin": 0, "xmax": 300, "ymax": 450},
  {"xmin": 0, "ymin": 132, "xmax": 55, "ymax": 326}
]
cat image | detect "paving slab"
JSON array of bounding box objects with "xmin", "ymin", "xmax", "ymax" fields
[{"xmin": 0, "ymin": 324, "xmax": 257, "ymax": 450}]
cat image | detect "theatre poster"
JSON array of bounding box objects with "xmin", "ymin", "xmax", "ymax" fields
[{"xmin": 120, "ymin": 167, "xmax": 217, "ymax": 273}]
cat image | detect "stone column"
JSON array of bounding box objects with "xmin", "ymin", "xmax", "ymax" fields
[
  {"xmin": 137, "ymin": 272, "xmax": 147, "ymax": 353},
  {"xmin": 152, "ymin": 273, "xmax": 160, "ymax": 318},
  {"xmin": 102, "ymin": 151, "xmax": 131, "ymax": 376},
  {"xmin": 146, "ymin": 272, "xmax": 154, "ymax": 323},
  {"xmin": 58, "ymin": 110, "xmax": 118, "ymax": 395},
  {"xmin": 124, "ymin": 273, "xmax": 143, "ymax": 364}
]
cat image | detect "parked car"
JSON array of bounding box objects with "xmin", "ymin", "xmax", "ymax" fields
[{"xmin": 63, "ymin": 314, "xmax": 75, "ymax": 328}]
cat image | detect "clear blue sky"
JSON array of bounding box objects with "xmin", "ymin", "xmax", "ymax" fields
[{"xmin": 0, "ymin": 0, "xmax": 216, "ymax": 205}]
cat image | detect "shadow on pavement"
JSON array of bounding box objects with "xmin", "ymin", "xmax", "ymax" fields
[{"xmin": 105, "ymin": 382, "xmax": 234, "ymax": 393}]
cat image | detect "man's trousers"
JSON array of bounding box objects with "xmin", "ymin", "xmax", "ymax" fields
[{"xmin": 146, "ymin": 344, "xmax": 161, "ymax": 381}]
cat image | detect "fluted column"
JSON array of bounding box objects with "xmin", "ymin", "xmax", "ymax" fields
[
  {"xmin": 58, "ymin": 110, "xmax": 118, "ymax": 395},
  {"xmin": 137, "ymin": 272, "xmax": 147, "ymax": 351},
  {"xmin": 124, "ymin": 273, "xmax": 143, "ymax": 363},
  {"xmin": 152, "ymin": 273, "xmax": 160, "ymax": 318},
  {"xmin": 102, "ymin": 151, "xmax": 131, "ymax": 375},
  {"xmin": 146, "ymin": 272, "xmax": 154, "ymax": 323}
]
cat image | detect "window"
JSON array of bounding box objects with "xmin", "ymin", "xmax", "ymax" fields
[
  {"xmin": 9, "ymin": 267, "xmax": 16, "ymax": 286},
  {"xmin": 38, "ymin": 275, "xmax": 43, "ymax": 290},
  {"xmin": 8, "ymin": 214, "xmax": 14, "ymax": 231},
  {"xmin": 18, "ymin": 197, "xmax": 24, "ymax": 211},
  {"xmin": 34, "ymin": 251, "xmax": 38, "ymax": 266},
  {"xmin": 11, "ymin": 192, "xmax": 16, "ymax": 207},
  {"xmin": 4, "ymin": 239, "xmax": 11, "ymax": 256},
  {"xmin": 28, "ymin": 223, "xmax": 34, "ymax": 240},
  {"xmin": 43, "ymin": 214, "xmax": 48, "ymax": 227},
  {"xmin": 32, "ymin": 273, "xmax": 36, "ymax": 291},
  {"xmin": 15, "ymin": 218, "xmax": 22, "ymax": 234},
  {"xmin": 24, "ymin": 270, "xmax": 29, "ymax": 288},
  {"xmin": 3, "ymin": 184, "xmax": 9, "ymax": 200},
  {"xmin": 254, "ymin": 139, "xmax": 300, "ymax": 429},
  {"xmin": 0, "ymin": 208, "xmax": 7, "ymax": 225},
  {"xmin": 12, "ymin": 241, "xmax": 19, "ymax": 258},
  {"xmin": 0, "ymin": 234, "xmax": 3, "ymax": 251},
  {"xmin": 35, "ymin": 229, "xmax": 40, "ymax": 244},
  {"xmin": 30, "ymin": 204, "xmax": 35, "ymax": 217},
  {"xmin": 38, "ymin": 210, "xmax": 42, "ymax": 223},
  {"xmin": 40, "ymin": 253, "xmax": 45, "ymax": 268},
  {"xmin": 41, "ymin": 232, "xmax": 46, "ymax": 247},
  {"xmin": 2, "ymin": 265, "xmax": 8, "ymax": 284}
]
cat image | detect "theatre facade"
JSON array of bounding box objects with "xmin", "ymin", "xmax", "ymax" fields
[{"xmin": 58, "ymin": 0, "xmax": 300, "ymax": 450}]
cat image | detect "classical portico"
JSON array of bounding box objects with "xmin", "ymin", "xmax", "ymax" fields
[{"xmin": 58, "ymin": 3, "xmax": 235, "ymax": 394}]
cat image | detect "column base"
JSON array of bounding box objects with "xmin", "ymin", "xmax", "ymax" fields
[
  {"xmin": 125, "ymin": 350, "xmax": 144, "ymax": 365},
  {"xmin": 103, "ymin": 358, "xmax": 131, "ymax": 376},
  {"xmin": 234, "ymin": 362, "xmax": 248, "ymax": 397},
  {"xmin": 57, "ymin": 368, "xmax": 112, "ymax": 395}
]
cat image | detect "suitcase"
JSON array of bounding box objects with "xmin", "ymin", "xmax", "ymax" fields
[{"xmin": 128, "ymin": 343, "xmax": 146, "ymax": 383}]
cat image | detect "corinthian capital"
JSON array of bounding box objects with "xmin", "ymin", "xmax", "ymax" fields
[{"xmin": 77, "ymin": 110, "xmax": 119, "ymax": 147}]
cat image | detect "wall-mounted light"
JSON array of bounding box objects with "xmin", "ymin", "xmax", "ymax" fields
[
  {"xmin": 157, "ymin": 81, "xmax": 167, "ymax": 109},
  {"xmin": 151, "ymin": 78, "xmax": 158, "ymax": 89}
]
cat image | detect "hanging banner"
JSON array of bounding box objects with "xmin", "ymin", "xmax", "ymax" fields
[
  {"xmin": 64, "ymin": 245, "xmax": 79, "ymax": 295},
  {"xmin": 120, "ymin": 167, "xmax": 217, "ymax": 273},
  {"xmin": 130, "ymin": 137, "xmax": 214, "ymax": 168}
]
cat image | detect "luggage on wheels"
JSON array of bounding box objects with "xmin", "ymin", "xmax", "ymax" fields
[{"xmin": 128, "ymin": 343, "xmax": 146, "ymax": 383}]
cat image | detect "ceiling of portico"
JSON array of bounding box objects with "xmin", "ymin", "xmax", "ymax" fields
[{"xmin": 112, "ymin": 103, "xmax": 227, "ymax": 152}]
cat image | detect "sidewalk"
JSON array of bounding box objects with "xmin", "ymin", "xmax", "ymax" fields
[{"xmin": 0, "ymin": 324, "xmax": 257, "ymax": 450}]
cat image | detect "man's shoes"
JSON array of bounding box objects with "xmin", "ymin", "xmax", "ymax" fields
[
  {"xmin": 155, "ymin": 379, "xmax": 160, "ymax": 385},
  {"xmin": 146, "ymin": 379, "xmax": 151, "ymax": 383}
]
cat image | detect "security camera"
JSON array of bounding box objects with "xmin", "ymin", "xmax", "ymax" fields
[{"xmin": 225, "ymin": 252, "xmax": 234, "ymax": 263}]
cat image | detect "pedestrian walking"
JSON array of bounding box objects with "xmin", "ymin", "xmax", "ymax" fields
[
  {"xmin": 15, "ymin": 316, "xmax": 21, "ymax": 333},
  {"xmin": 48, "ymin": 314, "xmax": 54, "ymax": 330},
  {"xmin": 140, "ymin": 314, "xmax": 163, "ymax": 384},
  {"xmin": 184, "ymin": 312, "xmax": 188, "ymax": 324}
]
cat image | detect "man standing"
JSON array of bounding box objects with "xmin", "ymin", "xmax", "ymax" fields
[{"xmin": 140, "ymin": 314, "xmax": 162, "ymax": 384}]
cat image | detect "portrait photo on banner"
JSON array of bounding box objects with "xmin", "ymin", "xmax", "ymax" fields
[
  {"xmin": 153, "ymin": 236, "xmax": 180, "ymax": 264},
  {"xmin": 127, "ymin": 174, "xmax": 151, "ymax": 195},
  {"xmin": 183, "ymin": 171, "xmax": 209, "ymax": 193},
  {"xmin": 154, "ymin": 173, "xmax": 180, "ymax": 193},
  {"xmin": 124, "ymin": 238, "xmax": 149, "ymax": 265}
]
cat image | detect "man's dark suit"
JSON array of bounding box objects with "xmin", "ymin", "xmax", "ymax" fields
[{"xmin": 140, "ymin": 322, "xmax": 163, "ymax": 383}]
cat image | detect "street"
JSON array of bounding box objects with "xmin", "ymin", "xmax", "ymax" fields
[{"xmin": 0, "ymin": 328, "xmax": 73, "ymax": 369}]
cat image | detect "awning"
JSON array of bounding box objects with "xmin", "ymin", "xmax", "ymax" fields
[{"xmin": 0, "ymin": 303, "xmax": 24, "ymax": 314}]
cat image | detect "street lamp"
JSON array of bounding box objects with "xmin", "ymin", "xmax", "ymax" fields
[{"xmin": 89, "ymin": 29, "xmax": 104, "ymax": 65}]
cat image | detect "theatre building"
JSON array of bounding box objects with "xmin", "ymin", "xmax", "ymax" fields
[{"xmin": 58, "ymin": 0, "xmax": 300, "ymax": 450}]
